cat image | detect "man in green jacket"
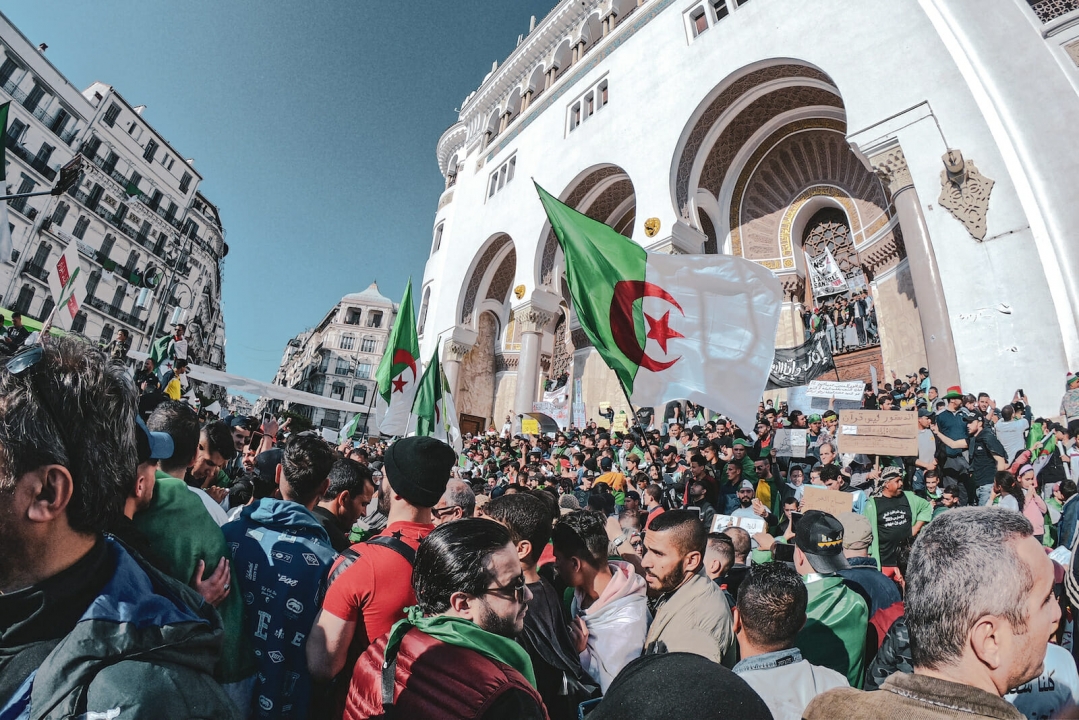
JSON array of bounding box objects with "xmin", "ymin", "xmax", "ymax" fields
[
  {"xmin": 792, "ymin": 510, "xmax": 869, "ymax": 688},
  {"xmin": 0, "ymin": 337, "xmax": 238, "ymax": 719},
  {"xmin": 863, "ymin": 465, "xmax": 933, "ymax": 571}
]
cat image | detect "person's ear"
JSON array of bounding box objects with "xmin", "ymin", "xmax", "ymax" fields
[
  {"xmin": 684, "ymin": 549, "xmax": 702, "ymax": 575},
  {"xmin": 448, "ymin": 591, "xmax": 477, "ymax": 619},
  {"xmin": 969, "ymin": 615, "xmax": 1004, "ymax": 671},
  {"xmin": 517, "ymin": 539, "xmax": 533, "ymax": 564},
  {"xmin": 26, "ymin": 465, "xmax": 75, "ymax": 523},
  {"xmin": 732, "ymin": 606, "xmax": 743, "ymax": 635}
]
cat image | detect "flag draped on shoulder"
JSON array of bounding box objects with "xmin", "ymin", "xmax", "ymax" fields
[
  {"xmin": 535, "ymin": 182, "xmax": 782, "ymax": 430},
  {"xmin": 374, "ymin": 279, "xmax": 419, "ymax": 436},
  {"xmin": 150, "ymin": 334, "xmax": 173, "ymax": 367},
  {"xmin": 408, "ymin": 345, "xmax": 462, "ymax": 451},
  {"xmin": 0, "ymin": 102, "xmax": 12, "ymax": 266}
]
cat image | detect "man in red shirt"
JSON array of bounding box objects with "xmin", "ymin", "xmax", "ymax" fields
[{"xmin": 306, "ymin": 436, "xmax": 456, "ymax": 684}]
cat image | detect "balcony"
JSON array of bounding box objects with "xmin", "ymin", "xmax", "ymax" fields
[
  {"xmin": 8, "ymin": 198, "xmax": 38, "ymax": 220},
  {"xmin": 30, "ymin": 105, "xmax": 78, "ymax": 146},
  {"xmin": 85, "ymin": 295, "xmax": 147, "ymax": 331},
  {"xmin": 22, "ymin": 262, "xmax": 49, "ymax": 283},
  {"xmin": 3, "ymin": 135, "xmax": 58, "ymax": 181}
]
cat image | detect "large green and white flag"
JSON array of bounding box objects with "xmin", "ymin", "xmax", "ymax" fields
[
  {"xmin": 535, "ymin": 183, "xmax": 782, "ymax": 430},
  {"xmin": 373, "ymin": 278, "xmax": 419, "ymax": 436},
  {"xmin": 408, "ymin": 345, "xmax": 462, "ymax": 451},
  {"xmin": 0, "ymin": 102, "xmax": 12, "ymax": 265},
  {"xmin": 338, "ymin": 411, "xmax": 362, "ymax": 443}
]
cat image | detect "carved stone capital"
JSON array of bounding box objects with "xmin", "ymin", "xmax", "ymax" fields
[
  {"xmin": 539, "ymin": 354, "xmax": 552, "ymax": 374},
  {"xmin": 570, "ymin": 327, "xmax": 592, "ymax": 349},
  {"xmin": 516, "ymin": 307, "xmax": 558, "ymax": 334},
  {"xmin": 779, "ymin": 274, "xmax": 806, "ymax": 302},
  {"xmin": 443, "ymin": 341, "xmax": 472, "ymax": 363},
  {"xmin": 869, "ymin": 147, "xmax": 914, "ymax": 197},
  {"xmin": 494, "ymin": 353, "xmax": 519, "ymax": 373}
]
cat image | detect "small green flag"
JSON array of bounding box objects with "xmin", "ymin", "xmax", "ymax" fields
[
  {"xmin": 150, "ymin": 334, "xmax": 172, "ymax": 367},
  {"xmin": 125, "ymin": 180, "xmax": 143, "ymax": 198},
  {"xmin": 411, "ymin": 346, "xmax": 443, "ymax": 438}
]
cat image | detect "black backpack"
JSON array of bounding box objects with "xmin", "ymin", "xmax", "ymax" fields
[{"xmin": 327, "ymin": 534, "xmax": 415, "ymax": 586}]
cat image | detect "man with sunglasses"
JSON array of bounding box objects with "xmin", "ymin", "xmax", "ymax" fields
[
  {"xmin": 0, "ymin": 338, "xmax": 238, "ymax": 719},
  {"xmin": 345, "ymin": 519, "xmax": 544, "ymax": 719}
]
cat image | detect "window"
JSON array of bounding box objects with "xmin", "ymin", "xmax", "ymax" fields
[
  {"xmin": 24, "ymin": 83, "xmax": 44, "ymax": 114},
  {"xmin": 599, "ymin": 80, "xmax": 609, "ymax": 108},
  {"xmin": 486, "ymin": 154, "xmax": 517, "ymax": 200},
  {"xmin": 143, "ymin": 139, "xmax": 158, "ymax": 162},
  {"xmin": 100, "ymin": 323, "xmax": 114, "ymax": 343},
  {"xmin": 128, "ymin": 172, "xmax": 141, "ymax": 192},
  {"xmin": 432, "ymin": 223, "xmax": 444, "ymax": 254},
  {"xmin": 102, "ymin": 152, "xmax": 118, "ymax": 175},
  {"xmin": 340, "ymin": 334, "xmax": 355, "ymax": 350},
  {"xmin": 34, "ymin": 143, "xmax": 54, "ymax": 168},
  {"xmin": 165, "ymin": 202, "xmax": 177, "ymax": 223},
  {"xmin": 123, "ymin": 250, "xmax": 138, "ymax": 275},
  {"xmin": 336, "ymin": 359, "xmax": 351, "ymax": 375},
  {"xmin": 566, "ymin": 76, "xmax": 609, "ymax": 134},
  {"xmin": 569, "ymin": 103, "xmax": 581, "ymax": 131},
  {"xmin": 585, "ymin": 92, "xmax": 595, "ymax": 118},
  {"xmin": 49, "ymin": 109, "xmax": 69, "ymax": 134},
  {"xmin": 356, "ymin": 362, "xmax": 372, "ymax": 379},
  {"xmin": 504, "ymin": 314, "xmax": 521, "ymax": 351},
  {"xmin": 39, "ymin": 296, "xmax": 54, "ymax": 321},
  {"xmin": 86, "ymin": 184, "xmax": 103, "ymax": 212},
  {"xmin": 82, "ymin": 136, "xmax": 102, "ymax": 160},
  {"xmin": 73, "ymin": 216, "xmax": 89, "ymax": 239},
  {"xmin": 17, "ymin": 176, "xmax": 35, "ymax": 196},
  {"xmin": 110, "ymin": 286, "xmax": 125, "ymax": 309},
  {"xmin": 330, "ymin": 383, "xmax": 345, "ymax": 401},
  {"xmin": 52, "ymin": 202, "xmax": 69, "ymax": 226},
  {"xmin": 31, "ymin": 242, "xmax": 50, "ymax": 268},
  {"xmin": 361, "ymin": 338, "xmax": 376, "ymax": 353},
  {"xmin": 71, "ymin": 311, "xmax": 86, "ymax": 334},
  {"xmin": 352, "ymin": 384, "xmax": 368, "ymax": 404},
  {"xmin": 6, "ymin": 118, "xmax": 25, "ymax": 143},
  {"xmin": 367, "ymin": 311, "xmax": 383, "ymax": 328},
  {"xmin": 691, "ymin": 7, "xmax": 708, "ymax": 35},
  {"xmin": 345, "ymin": 308, "xmax": 362, "ymax": 325},
  {"xmin": 323, "ymin": 409, "xmax": 341, "ymax": 428},
  {"xmin": 103, "ymin": 103, "xmax": 120, "ymax": 127},
  {"xmin": 86, "ymin": 269, "xmax": 100, "ymax": 298},
  {"xmin": 13, "ymin": 285, "xmax": 34, "ymax": 314},
  {"xmin": 179, "ymin": 172, "xmax": 192, "ymax": 194},
  {"xmin": 148, "ymin": 190, "xmax": 162, "ymax": 211},
  {"xmin": 713, "ymin": 0, "xmax": 730, "ymax": 20},
  {"xmin": 99, "ymin": 234, "xmax": 114, "ymax": 260},
  {"xmin": 0, "ymin": 58, "xmax": 18, "ymax": 86}
]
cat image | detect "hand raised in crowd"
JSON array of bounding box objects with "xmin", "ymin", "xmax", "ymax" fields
[
  {"xmin": 569, "ymin": 616, "xmax": 589, "ymax": 655},
  {"xmin": 753, "ymin": 532, "xmax": 777, "ymax": 551},
  {"xmin": 261, "ymin": 416, "xmax": 280, "ymax": 439},
  {"xmin": 206, "ymin": 485, "xmax": 228, "ymax": 503},
  {"xmin": 192, "ymin": 557, "xmax": 231, "ymax": 607},
  {"xmin": 751, "ymin": 498, "xmax": 769, "ymax": 518}
]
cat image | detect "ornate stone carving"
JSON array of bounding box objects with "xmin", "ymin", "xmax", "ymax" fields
[
  {"xmin": 861, "ymin": 227, "xmax": 905, "ymax": 281},
  {"xmin": 444, "ymin": 341, "xmax": 473, "ymax": 363},
  {"xmin": 780, "ymin": 274, "xmax": 806, "ymax": 301},
  {"xmin": 1029, "ymin": 0, "xmax": 1079, "ymax": 23},
  {"xmin": 461, "ymin": 234, "xmax": 512, "ymax": 323},
  {"xmin": 516, "ymin": 307, "xmax": 557, "ymax": 334},
  {"xmin": 571, "ymin": 327, "xmax": 592, "ymax": 349},
  {"xmin": 494, "ymin": 353, "xmax": 519, "ymax": 373},
  {"xmin": 485, "ymin": 249, "xmax": 517, "ymax": 302},
  {"xmin": 870, "ymin": 147, "xmax": 914, "ymax": 198},
  {"xmin": 937, "ymin": 150, "xmax": 994, "ymax": 241},
  {"xmin": 539, "ymin": 354, "xmax": 552, "ymax": 374}
]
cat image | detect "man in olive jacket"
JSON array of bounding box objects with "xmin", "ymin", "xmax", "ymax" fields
[{"xmin": 0, "ymin": 337, "xmax": 237, "ymax": 720}]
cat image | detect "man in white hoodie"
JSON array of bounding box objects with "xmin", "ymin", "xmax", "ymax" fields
[{"xmin": 552, "ymin": 510, "xmax": 650, "ymax": 693}]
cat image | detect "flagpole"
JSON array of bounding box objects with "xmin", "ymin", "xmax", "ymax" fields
[{"xmin": 616, "ymin": 378, "xmax": 651, "ymax": 446}]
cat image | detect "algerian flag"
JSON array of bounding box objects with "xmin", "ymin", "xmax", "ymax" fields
[
  {"xmin": 0, "ymin": 102, "xmax": 12, "ymax": 265},
  {"xmin": 338, "ymin": 412, "xmax": 362, "ymax": 443},
  {"xmin": 150, "ymin": 334, "xmax": 172, "ymax": 367},
  {"xmin": 408, "ymin": 345, "xmax": 462, "ymax": 451},
  {"xmin": 535, "ymin": 182, "xmax": 782, "ymax": 431},
  {"xmin": 373, "ymin": 278, "xmax": 419, "ymax": 436}
]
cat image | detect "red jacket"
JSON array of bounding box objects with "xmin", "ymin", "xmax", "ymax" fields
[{"xmin": 345, "ymin": 627, "xmax": 548, "ymax": 720}]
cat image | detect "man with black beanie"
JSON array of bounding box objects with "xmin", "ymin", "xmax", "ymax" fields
[{"xmin": 308, "ymin": 436, "xmax": 456, "ymax": 686}]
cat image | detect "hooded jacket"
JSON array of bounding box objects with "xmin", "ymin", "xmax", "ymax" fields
[
  {"xmin": 223, "ymin": 498, "xmax": 337, "ymax": 720},
  {"xmin": 0, "ymin": 538, "xmax": 238, "ymax": 720},
  {"xmin": 571, "ymin": 560, "xmax": 650, "ymax": 693}
]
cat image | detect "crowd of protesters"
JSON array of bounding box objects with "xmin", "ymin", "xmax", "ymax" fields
[{"xmin": 5, "ymin": 333, "xmax": 1079, "ymax": 719}]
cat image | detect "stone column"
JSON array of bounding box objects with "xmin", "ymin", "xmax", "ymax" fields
[
  {"xmin": 870, "ymin": 144, "xmax": 961, "ymax": 389},
  {"xmin": 544, "ymin": 66, "xmax": 558, "ymax": 89},
  {"xmin": 442, "ymin": 340, "xmax": 472, "ymax": 405},
  {"xmin": 512, "ymin": 294, "xmax": 560, "ymax": 418},
  {"xmin": 522, "ymin": 89, "xmax": 534, "ymax": 112}
]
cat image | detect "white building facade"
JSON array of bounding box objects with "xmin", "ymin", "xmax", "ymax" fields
[
  {"xmin": 419, "ymin": 0, "xmax": 1079, "ymax": 430},
  {"xmin": 1, "ymin": 12, "xmax": 227, "ymax": 371},
  {"xmin": 264, "ymin": 283, "xmax": 397, "ymax": 435}
]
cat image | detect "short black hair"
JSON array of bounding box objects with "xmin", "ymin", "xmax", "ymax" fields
[
  {"xmin": 324, "ymin": 458, "xmax": 374, "ymax": 501},
  {"xmin": 690, "ymin": 453, "xmax": 706, "ymax": 466},
  {"xmin": 202, "ymin": 421, "xmax": 237, "ymax": 462},
  {"xmin": 736, "ymin": 562, "xmax": 808, "ymax": 651},
  {"xmin": 147, "ymin": 400, "xmax": 200, "ymax": 470},
  {"xmin": 412, "ymin": 518, "xmax": 512, "ymax": 614},
  {"xmin": 485, "ymin": 493, "xmax": 552, "ymax": 565},
  {"xmin": 551, "ymin": 510, "xmax": 609, "ymax": 568},
  {"xmin": 819, "ymin": 464, "xmax": 841, "ymax": 483},
  {"xmin": 280, "ymin": 434, "xmax": 335, "ymax": 505},
  {"xmin": 647, "ymin": 509, "xmax": 706, "ymax": 556}
]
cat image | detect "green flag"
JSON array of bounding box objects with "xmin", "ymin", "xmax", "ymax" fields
[
  {"xmin": 339, "ymin": 412, "xmax": 361, "ymax": 442},
  {"xmin": 373, "ymin": 279, "xmax": 419, "ymax": 435},
  {"xmin": 411, "ymin": 346, "xmax": 443, "ymax": 438},
  {"xmin": 150, "ymin": 334, "xmax": 172, "ymax": 367},
  {"xmin": 125, "ymin": 180, "xmax": 143, "ymax": 198}
]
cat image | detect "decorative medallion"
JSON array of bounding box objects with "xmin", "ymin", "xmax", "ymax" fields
[
  {"xmin": 513, "ymin": 284, "xmax": 526, "ymax": 299},
  {"xmin": 644, "ymin": 217, "xmax": 661, "ymax": 238},
  {"xmin": 937, "ymin": 150, "xmax": 994, "ymax": 241}
]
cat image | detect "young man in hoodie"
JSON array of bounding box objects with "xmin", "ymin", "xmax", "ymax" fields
[
  {"xmin": 641, "ymin": 509, "xmax": 735, "ymax": 665},
  {"xmin": 224, "ymin": 433, "xmax": 338, "ymax": 719},
  {"xmin": 0, "ymin": 337, "xmax": 238, "ymax": 719},
  {"xmin": 551, "ymin": 510, "xmax": 650, "ymax": 693}
]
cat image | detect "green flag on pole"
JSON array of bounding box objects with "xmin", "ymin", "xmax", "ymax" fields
[
  {"xmin": 373, "ymin": 278, "xmax": 419, "ymax": 435},
  {"xmin": 411, "ymin": 346, "xmax": 443, "ymax": 438},
  {"xmin": 150, "ymin": 334, "xmax": 172, "ymax": 367}
]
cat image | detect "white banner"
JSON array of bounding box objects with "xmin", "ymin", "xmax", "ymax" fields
[
  {"xmin": 805, "ymin": 248, "xmax": 848, "ymax": 298},
  {"xmin": 807, "ymin": 380, "xmax": 865, "ymax": 401}
]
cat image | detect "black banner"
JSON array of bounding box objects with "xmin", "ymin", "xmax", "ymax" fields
[{"xmin": 766, "ymin": 331, "xmax": 836, "ymax": 389}]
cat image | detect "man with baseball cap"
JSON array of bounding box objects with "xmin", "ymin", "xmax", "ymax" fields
[
  {"xmin": 308, "ymin": 436, "xmax": 457, "ymax": 689},
  {"xmin": 792, "ymin": 510, "xmax": 870, "ymax": 687},
  {"xmin": 932, "ymin": 386, "xmax": 974, "ymax": 495}
]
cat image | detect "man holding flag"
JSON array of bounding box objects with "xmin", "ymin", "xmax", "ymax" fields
[
  {"xmin": 373, "ymin": 279, "xmax": 420, "ymax": 436},
  {"xmin": 534, "ymin": 183, "xmax": 782, "ymax": 431}
]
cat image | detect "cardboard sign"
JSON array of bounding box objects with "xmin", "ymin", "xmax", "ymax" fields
[
  {"xmin": 801, "ymin": 485, "xmax": 854, "ymax": 516},
  {"xmin": 807, "ymin": 380, "xmax": 865, "ymax": 402},
  {"xmin": 711, "ymin": 514, "xmax": 766, "ymax": 536},
  {"xmin": 836, "ymin": 410, "xmax": 919, "ymax": 456},
  {"xmin": 791, "ymin": 431, "xmax": 807, "ymax": 458},
  {"xmin": 521, "ymin": 418, "xmax": 540, "ymax": 435},
  {"xmin": 773, "ymin": 429, "xmax": 809, "ymax": 458}
]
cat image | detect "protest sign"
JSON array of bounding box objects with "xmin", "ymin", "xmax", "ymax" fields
[
  {"xmin": 791, "ymin": 431, "xmax": 807, "ymax": 458},
  {"xmin": 806, "ymin": 248, "xmax": 848, "ymax": 297},
  {"xmin": 802, "ymin": 485, "xmax": 853, "ymax": 516},
  {"xmin": 711, "ymin": 514, "xmax": 766, "ymax": 536},
  {"xmin": 807, "ymin": 380, "xmax": 865, "ymax": 402},
  {"xmin": 767, "ymin": 332, "xmax": 835, "ymax": 389},
  {"xmin": 836, "ymin": 409, "xmax": 919, "ymax": 456},
  {"xmin": 521, "ymin": 418, "xmax": 540, "ymax": 435},
  {"xmin": 774, "ymin": 429, "xmax": 808, "ymax": 458}
]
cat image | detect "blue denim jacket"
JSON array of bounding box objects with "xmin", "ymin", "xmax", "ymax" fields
[{"xmin": 733, "ymin": 647, "xmax": 803, "ymax": 674}]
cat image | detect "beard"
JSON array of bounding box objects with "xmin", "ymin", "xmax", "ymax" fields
[
  {"xmin": 0, "ymin": 483, "xmax": 32, "ymax": 593},
  {"xmin": 376, "ymin": 478, "xmax": 392, "ymax": 517},
  {"xmin": 475, "ymin": 597, "xmax": 524, "ymax": 639},
  {"xmin": 647, "ymin": 562, "xmax": 687, "ymax": 598},
  {"xmin": 740, "ymin": 497, "xmax": 753, "ymax": 508}
]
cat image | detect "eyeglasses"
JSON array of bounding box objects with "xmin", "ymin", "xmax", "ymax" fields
[
  {"xmin": 482, "ymin": 574, "xmax": 527, "ymax": 602},
  {"xmin": 430, "ymin": 505, "xmax": 460, "ymax": 519}
]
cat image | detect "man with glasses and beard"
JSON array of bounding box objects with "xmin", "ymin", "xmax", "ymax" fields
[
  {"xmin": 307, "ymin": 437, "xmax": 456, "ymax": 684},
  {"xmin": 641, "ymin": 510, "xmax": 736, "ymax": 665},
  {"xmin": 344, "ymin": 519, "xmax": 545, "ymax": 719}
]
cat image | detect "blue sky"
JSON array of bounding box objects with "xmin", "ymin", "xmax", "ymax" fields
[{"xmin": 6, "ymin": 0, "xmax": 553, "ymax": 382}]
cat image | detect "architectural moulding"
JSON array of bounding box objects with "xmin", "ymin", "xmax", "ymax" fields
[
  {"xmin": 645, "ymin": 220, "xmax": 706, "ymax": 254},
  {"xmin": 936, "ymin": 149, "xmax": 994, "ymax": 241},
  {"xmin": 515, "ymin": 305, "xmax": 559, "ymax": 334}
]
